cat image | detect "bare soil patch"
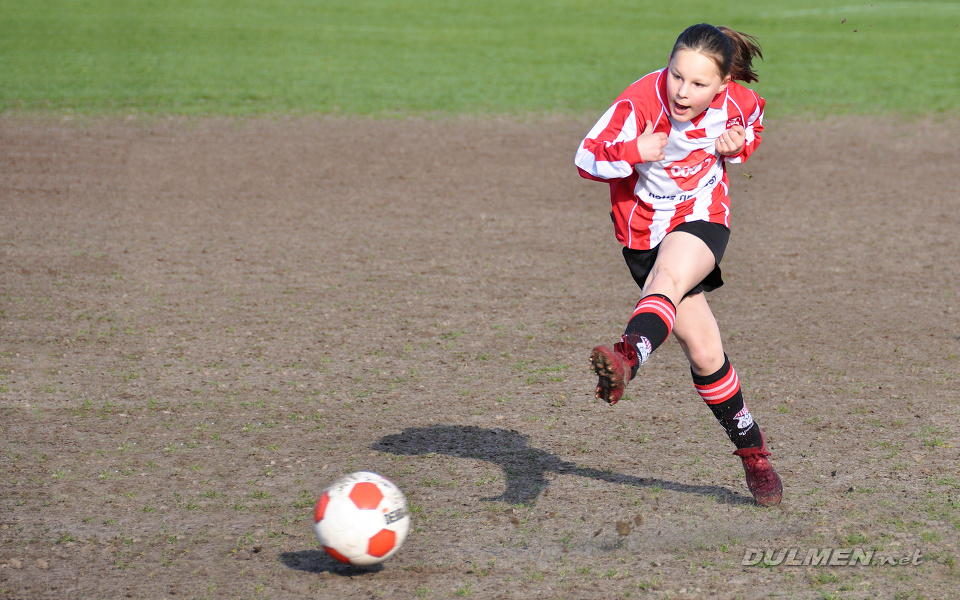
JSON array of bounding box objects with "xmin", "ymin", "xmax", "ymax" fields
[{"xmin": 1, "ymin": 114, "xmax": 959, "ymax": 599}]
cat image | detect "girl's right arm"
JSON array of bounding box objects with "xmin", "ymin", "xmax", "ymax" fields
[
  {"xmin": 575, "ymin": 101, "xmax": 666, "ymax": 181},
  {"xmin": 575, "ymin": 100, "xmax": 643, "ymax": 181}
]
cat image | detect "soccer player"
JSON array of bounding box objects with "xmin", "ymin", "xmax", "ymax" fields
[{"xmin": 574, "ymin": 23, "xmax": 782, "ymax": 506}]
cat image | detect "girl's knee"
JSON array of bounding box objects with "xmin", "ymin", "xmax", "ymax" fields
[
  {"xmin": 644, "ymin": 268, "xmax": 684, "ymax": 301},
  {"xmin": 685, "ymin": 345, "xmax": 725, "ymax": 376}
]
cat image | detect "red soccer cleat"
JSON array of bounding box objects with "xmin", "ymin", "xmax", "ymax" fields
[
  {"xmin": 733, "ymin": 439, "xmax": 783, "ymax": 506},
  {"xmin": 589, "ymin": 339, "xmax": 638, "ymax": 405}
]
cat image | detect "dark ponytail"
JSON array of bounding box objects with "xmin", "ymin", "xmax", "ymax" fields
[{"xmin": 672, "ymin": 23, "xmax": 763, "ymax": 83}]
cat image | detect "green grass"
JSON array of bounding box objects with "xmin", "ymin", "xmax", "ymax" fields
[{"xmin": 1, "ymin": 0, "xmax": 958, "ymax": 116}]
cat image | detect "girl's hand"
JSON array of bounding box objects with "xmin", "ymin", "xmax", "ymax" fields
[
  {"xmin": 637, "ymin": 120, "xmax": 668, "ymax": 162},
  {"xmin": 716, "ymin": 125, "xmax": 745, "ymax": 156}
]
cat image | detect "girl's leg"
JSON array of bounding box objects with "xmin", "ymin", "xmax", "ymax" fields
[
  {"xmin": 641, "ymin": 230, "xmax": 718, "ymax": 304},
  {"xmin": 674, "ymin": 293, "xmax": 762, "ymax": 449},
  {"xmin": 624, "ymin": 230, "xmax": 720, "ymax": 369},
  {"xmin": 673, "ymin": 293, "xmax": 782, "ymax": 506},
  {"xmin": 670, "ymin": 291, "xmax": 725, "ymax": 376},
  {"xmin": 590, "ymin": 231, "xmax": 716, "ymax": 404}
]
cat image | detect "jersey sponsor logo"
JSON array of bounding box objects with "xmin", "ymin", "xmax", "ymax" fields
[
  {"xmin": 665, "ymin": 149, "xmax": 716, "ymax": 191},
  {"xmin": 726, "ymin": 116, "xmax": 743, "ymax": 129}
]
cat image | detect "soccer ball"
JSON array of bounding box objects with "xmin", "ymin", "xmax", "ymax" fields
[{"xmin": 313, "ymin": 471, "xmax": 411, "ymax": 566}]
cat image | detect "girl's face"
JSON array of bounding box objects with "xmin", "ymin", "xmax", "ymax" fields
[{"xmin": 665, "ymin": 49, "xmax": 729, "ymax": 122}]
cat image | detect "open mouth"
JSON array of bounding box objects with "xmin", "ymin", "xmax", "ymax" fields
[{"xmin": 673, "ymin": 102, "xmax": 690, "ymax": 115}]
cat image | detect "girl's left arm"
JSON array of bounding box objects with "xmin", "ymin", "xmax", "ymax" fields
[{"xmin": 721, "ymin": 94, "xmax": 765, "ymax": 164}]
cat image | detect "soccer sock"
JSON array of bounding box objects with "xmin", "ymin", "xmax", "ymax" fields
[
  {"xmin": 621, "ymin": 294, "xmax": 676, "ymax": 376},
  {"xmin": 693, "ymin": 355, "xmax": 764, "ymax": 450}
]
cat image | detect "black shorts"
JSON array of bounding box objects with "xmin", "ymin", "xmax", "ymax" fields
[{"xmin": 621, "ymin": 221, "xmax": 730, "ymax": 297}]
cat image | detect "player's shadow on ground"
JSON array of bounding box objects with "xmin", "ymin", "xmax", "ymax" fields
[
  {"xmin": 372, "ymin": 425, "xmax": 753, "ymax": 506},
  {"xmin": 279, "ymin": 549, "xmax": 384, "ymax": 575}
]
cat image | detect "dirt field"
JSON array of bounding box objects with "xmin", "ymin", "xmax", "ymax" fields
[{"xmin": 1, "ymin": 114, "xmax": 959, "ymax": 599}]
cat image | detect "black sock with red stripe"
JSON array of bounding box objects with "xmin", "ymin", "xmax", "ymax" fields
[
  {"xmin": 693, "ymin": 355, "xmax": 763, "ymax": 450},
  {"xmin": 621, "ymin": 294, "xmax": 676, "ymax": 378}
]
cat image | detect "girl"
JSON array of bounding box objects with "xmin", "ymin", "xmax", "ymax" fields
[{"xmin": 574, "ymin": 23, "xmax": 782, "ymax": 506}]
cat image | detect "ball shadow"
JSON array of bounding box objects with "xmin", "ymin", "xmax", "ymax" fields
[
  {"xmin": 279, "ymin": 549, "xmax": 384, "ymax": 575},
  {"xmin": 372, "ymin": 425, "xmax": 753, "ymax": 506}
]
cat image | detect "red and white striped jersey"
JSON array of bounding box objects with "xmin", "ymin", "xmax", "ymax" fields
[{"xmin": 575, "ymin": 69, "xmax": 764, "ymax": 250}]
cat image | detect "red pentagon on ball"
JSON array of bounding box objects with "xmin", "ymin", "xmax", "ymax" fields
[
  {"xmin": 348, "ymin": 481, "xmax": 383, "ymax": 509},
  {"xmin": 314, "ymin": 491, "xmax": 330, "ymax": 521},
  {"xmin": 323, "ymin": 545, "xmax": 351, "ymax": 564},
  {"xmin": 367, "ymin": 529, "xmax": 397, "ymax": 558}
]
